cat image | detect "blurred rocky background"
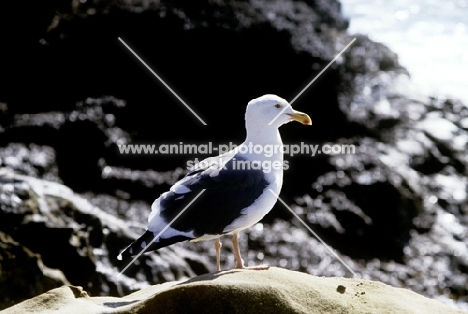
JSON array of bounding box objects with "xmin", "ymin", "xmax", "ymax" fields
[{"xmin": 0, "ymin": 0, "xmax": 467, "ymax": 311}]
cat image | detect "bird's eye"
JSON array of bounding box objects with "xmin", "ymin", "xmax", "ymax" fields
[{"xmin": 275, "ymin": 104, "xmax": 281, "ymax": 109}]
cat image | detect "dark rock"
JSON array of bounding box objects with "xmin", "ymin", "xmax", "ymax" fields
[
  {"xmin": 0, "ymin": 231, "xmax": 69, "ymax": 310},
  {"xmin": 0, "ymin": 170, "xmax": 208, "ymax": 303},
  {"xmin": 56, "ymin": 119, "xmax": 106, "ymax": 191},
  {"xmin": 0, "ymin": 144, "xmax": 59, "ymax": 182}
]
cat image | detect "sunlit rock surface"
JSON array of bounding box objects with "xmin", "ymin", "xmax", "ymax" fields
[{"xmin": 2, "ymin": 268, "xmax": 465, "ymax": 314}]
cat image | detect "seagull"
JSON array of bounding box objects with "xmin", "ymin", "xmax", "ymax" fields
[{"xmin": 118, "ymin": 94, "xmax": 312, "ymax": 271}]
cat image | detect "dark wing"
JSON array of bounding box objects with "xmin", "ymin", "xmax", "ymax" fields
[
  {"xmin": 156, "ymin": 155, "xmax": 269, "ymax": 236},
  {"xmin": 117, "ymin": 230, "xmax": 191, "ymax": 261},
  {"xmin": 117, "ymin": 155, "xmax": 268, "ymax": 261}
]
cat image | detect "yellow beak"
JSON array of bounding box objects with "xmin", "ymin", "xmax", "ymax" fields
[{"xmin": 288, "ymin": 110, "xmax": 312, "ymax": 125}]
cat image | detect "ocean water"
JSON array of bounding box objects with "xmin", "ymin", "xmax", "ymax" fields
[{"xmin": 340, "ymin": 0, "xmax": 468, "ymax": 105}]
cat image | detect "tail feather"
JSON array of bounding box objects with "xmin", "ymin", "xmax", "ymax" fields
[{"xmin": 117, "ymin": 230, "xmax": 191, "ymax": 261}]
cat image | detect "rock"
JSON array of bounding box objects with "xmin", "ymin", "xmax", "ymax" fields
[
  {"xmin": 0, "ymin": 0, "xmax": 468, "ymax": 311},
  {"xmin": 0, "ymin": 231, "xmax": 69, "ymax": 310},
  {"xmin": 0, "ymin": 143, "xmax": 59, "ymax": 182},
  {"xmin": 0, "ymin": 170, "xmax": 209, "ymax": 308},
  {"xmin": 1, "ymin": 268, "xmax": 464, "ymax": 314}
]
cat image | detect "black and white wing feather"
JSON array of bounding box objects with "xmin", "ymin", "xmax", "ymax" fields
[{"xmin": 118, "ymin": 153, "xmax": 268, "ymax": 260}]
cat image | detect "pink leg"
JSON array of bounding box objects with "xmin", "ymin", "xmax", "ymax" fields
[
  {"xmin": 215, "ymin": 238, "xmax": 222, "ymax": 272},
  {"xmin": 232, "ymin": 232, "xmax": 269, "ymax": 270}
]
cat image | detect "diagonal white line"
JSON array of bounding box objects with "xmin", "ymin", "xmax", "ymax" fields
[
  {"xmin": 268, "ymin": 38, "xmax": 356, "ymax": 125},
  {"xmin": 268, "ymin": 189, "xmax": 358, "ymax": 277},
  {"xmin": 289, "ymin": 38, "xmax": 356, "ymax": 105},
  {"xmin": 118, "ymin": 37, "xmax": 207, "ymax": 126},
  {"xmin": 267, "ymin": 104, "xmax": 293, "ymax": 126},
  {"xmin": 118, "ymin": 189, "xmax": 206, "ymax": 276}
]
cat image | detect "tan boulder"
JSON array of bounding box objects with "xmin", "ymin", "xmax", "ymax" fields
[{"xmin": 2, "ymin": 267, "xmax": 464, "ymax": 314}]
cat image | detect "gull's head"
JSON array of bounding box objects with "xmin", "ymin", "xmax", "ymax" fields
[{"xmin": 245, "ymin": 94, "xmax": 312, "ymax": 129}]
